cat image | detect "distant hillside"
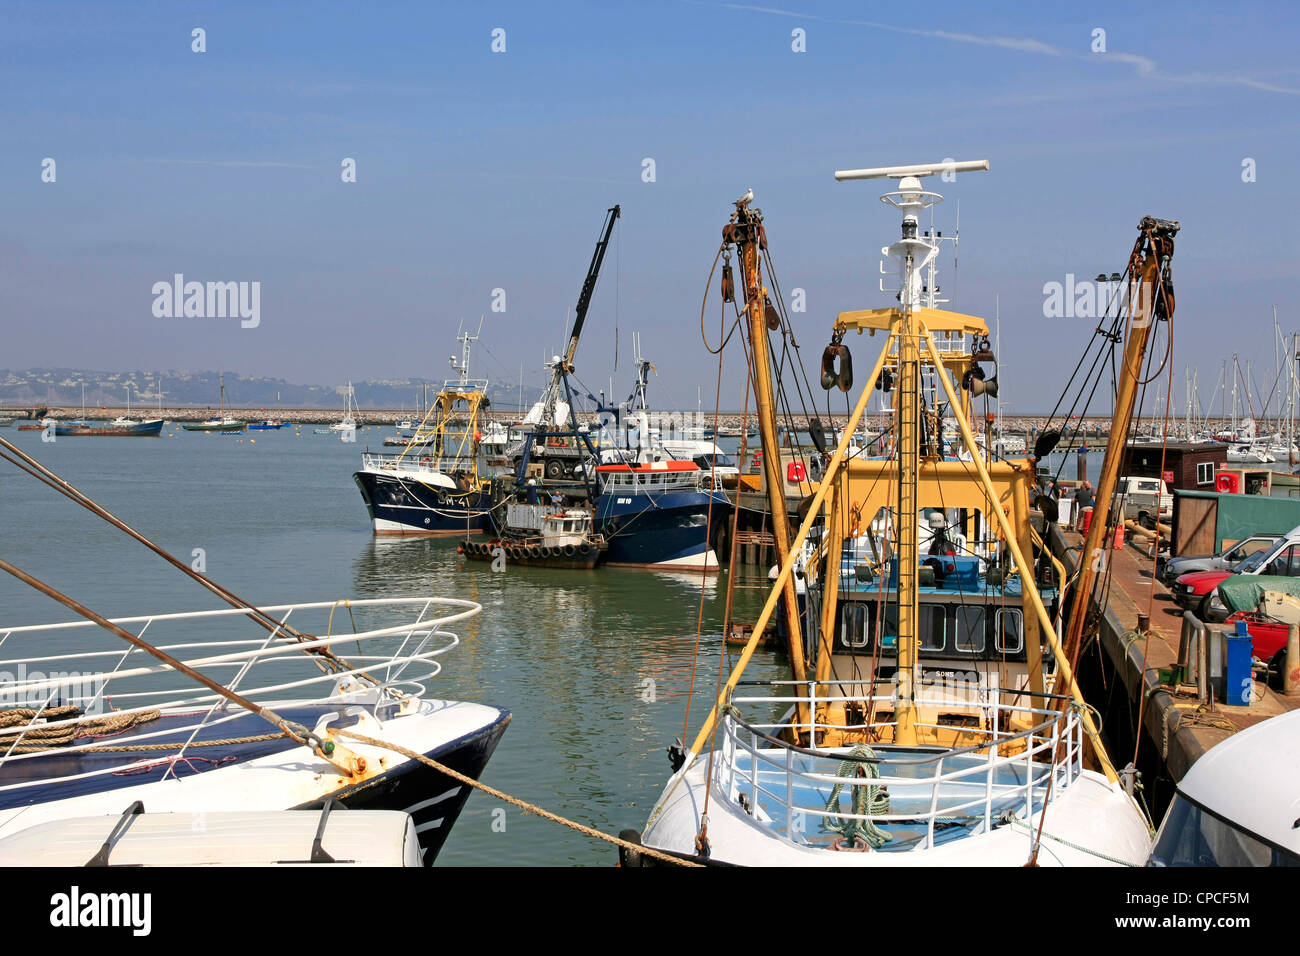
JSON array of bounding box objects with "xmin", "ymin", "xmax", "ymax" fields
[{"xmin": 0, "ymin": 368, "xmax": 542, "ymax": 412}]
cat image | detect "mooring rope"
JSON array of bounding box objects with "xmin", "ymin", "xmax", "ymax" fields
[
  {"xmin": 333, "ymin": 728, "xmax": 702, "ymax": 868},
  {"xmin": 822, "ymin": 743, "xmax": 891, "ymax": 848},
  {"xmin": 1003, "ymin": 814, "xmax": 1138, "ymax": 867},
  {"xmin": 0, "ymin": 706, "xmax": 162, "ymax": 752}
]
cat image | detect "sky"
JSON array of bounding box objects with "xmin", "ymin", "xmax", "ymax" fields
[{"xmin": 3, "ymin": 0, "xmax": 1299, "ymax": 414}]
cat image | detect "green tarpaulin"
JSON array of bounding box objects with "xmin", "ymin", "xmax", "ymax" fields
[{"xmin": 1216, "ymin": 574, "xmax": 1300, "ymax": 614}]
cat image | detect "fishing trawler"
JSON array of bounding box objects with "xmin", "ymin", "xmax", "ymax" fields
[
  {"xmin": 0, "ymin": 436, "xmax": 510, "ymax": 866},
  {"xmin": 353, "ymin": 325, "xmax": 494, "ymax": 534},
  {"xmin": 631, "ymin": 166, "xmax": 1154, "ymax": 866},
  {"xmin": 492, "ymin": 207, "xmax": 727, "ymax": 570}
]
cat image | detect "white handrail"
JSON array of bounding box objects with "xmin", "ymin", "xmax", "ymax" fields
[
  {"xmin": 713, "ymin": 686, "xmax": 1084, "ymax": 851},
  {"xmin": 0, "ymin": 597, "xmax": 480, "ymax": 781}
]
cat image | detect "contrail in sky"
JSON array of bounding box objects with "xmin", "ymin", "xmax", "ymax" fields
[{"xmin": 700, "ymin": 2, "xmax": 1300, "ymax": 95}]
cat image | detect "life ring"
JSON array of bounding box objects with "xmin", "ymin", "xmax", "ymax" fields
[
  {"xmin": 564, "ymin": 544, "xmax": 576, "ymax": 557},
  {"xmin": 420, "ymin": 456, "xmax": 432, "ymax": 467}
]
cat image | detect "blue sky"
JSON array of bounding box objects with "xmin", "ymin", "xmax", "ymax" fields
[{"xmin": 3, "ymin": 1, "xmax": 1299, "ymax": 414}]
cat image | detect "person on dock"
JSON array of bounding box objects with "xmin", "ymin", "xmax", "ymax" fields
[{"xmin": 1073, "ymin": 480, "xmax": 1094, "ymax": 532}]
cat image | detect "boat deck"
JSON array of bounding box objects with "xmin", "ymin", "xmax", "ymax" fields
[
  {"xmin": 729, "ymin": 748, "xmax": 1044, "ymax": 851},
  {"xmin": 0, "ymin": 705, "xmax": 367, "ymax": 810}
]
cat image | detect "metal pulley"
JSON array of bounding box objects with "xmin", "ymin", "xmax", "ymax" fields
[
  {"xmin": 821, "ymin": 331, "xmax": 853, "ymax": 392},
  {"xmin": 721, "ymin": 262, "xmax": 735, "ymax": 303},
  {"xmin": 763, "ymin": 295, "xmax": 780, "ymax": 330},
  {"xmin": 962, "ymin": 336, "xmax": 998, "ymax": 397}
]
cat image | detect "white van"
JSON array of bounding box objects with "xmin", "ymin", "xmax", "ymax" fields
[{"xmin": 1114, "ymin": 476, "xmax": 1173, "ymax": 528}]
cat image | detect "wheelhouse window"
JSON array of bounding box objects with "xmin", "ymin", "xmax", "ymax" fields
[
  {"xmin": 841, "ymin": 604, "xmax": 869, "ymax": 648},
  {"xmin": 995, "ymin": 609, "xmax": 1023, "ymax": 653},
  {"xmin": 954, "ymin": 606, "xmax": 985, "ymax": 653},
  {"xmin": 918, "ymin": 605, "xmax": 945, "ymax": 651}
]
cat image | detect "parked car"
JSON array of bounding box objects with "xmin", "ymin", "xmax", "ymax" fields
[
  {"xmin": 1114, "ymin": 476, "xmax": 1173, "ymax": 529},
  {"xmin": 1171, "ymin": 522, "xmax": 1300, "ymax": 620},
  {"xmin": 1159, "ymin": 534, "xmax": 1280, "ymax": 585}
]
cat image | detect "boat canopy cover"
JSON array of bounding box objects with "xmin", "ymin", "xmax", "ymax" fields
[{"xmin": 1216, "ymin": 574, "xmax": 1300, "ymax": 615}]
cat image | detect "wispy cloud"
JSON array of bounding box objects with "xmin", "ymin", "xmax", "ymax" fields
[{"xmin": 701, "ymin": 2, "xmax": 1300, "ymax": 96}]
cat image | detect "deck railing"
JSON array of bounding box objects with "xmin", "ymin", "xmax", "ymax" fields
[
  {"xmin": 360, "ymin": 452, "xmax": 473, "ymax": 474},
  {"xmin": 0, "ymin": 597, "xmax": 478, "ymax": 787},
  {"xmin": 715, "ymin": 681, "xmax": 1082, "ymax": 851},
  {"xmin": 598, "ymin": 470, "xmax": 705, "ymax": 494}
]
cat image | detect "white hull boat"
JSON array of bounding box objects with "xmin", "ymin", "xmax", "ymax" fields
[{"xmin": 0, "ymin": 597, "xmax": 509, "ymax": 866}]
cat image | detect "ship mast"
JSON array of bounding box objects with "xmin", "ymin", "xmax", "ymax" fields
[
  {"xmin": 449, "ymin": 315, "xmax": 485, "ymax": 387},
  {"xmin": 724, "ymin": 195, "xmax": 809, "ymax": 695},
  {"xmin": 834, "ymin": 161, "xmax": 988, "ymax": 744},
  {"xmin": 1061, "ymin": 217, "xmax": 1179, "ymax": 668}
]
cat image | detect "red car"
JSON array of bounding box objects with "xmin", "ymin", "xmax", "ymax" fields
[
  {"xmin": 1170, "ymin": 569, "xmax": 1234, "ymax": 618},
  {"xmin": 1170, "ymin": 542, "xmax": 1290, "ymax": 620}
]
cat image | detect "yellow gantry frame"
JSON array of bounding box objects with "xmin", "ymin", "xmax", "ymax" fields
[{"xmin": 683, "ymin": 306, "xmax": 1120, "ymax": 784}]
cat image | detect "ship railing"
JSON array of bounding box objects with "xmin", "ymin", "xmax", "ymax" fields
[
  {"xmin": 0, "ymin": 597, "xmax": 478, "ymax": 786},
  {"xmin": 598, "ymin": 470, "xmax": 703, "ymax": 493},
  {"xmin": 716, "ymin": 681, "xmax": 1083, "ymax": 850},
  {"xmin": 361, "ymin": 452, "xmax": 468, "ymax": 474}
]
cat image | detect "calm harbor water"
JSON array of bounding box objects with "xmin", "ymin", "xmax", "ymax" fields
[{"xmin": 0, "ymin": 425, "xmax": 784, "ymax": 865}]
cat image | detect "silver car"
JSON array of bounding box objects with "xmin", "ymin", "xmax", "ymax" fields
[{"xmin": 1159, "ymin": 534, "xmax": 1280, "ymax": 586}]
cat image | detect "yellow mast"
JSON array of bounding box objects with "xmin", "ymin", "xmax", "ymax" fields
[
  {"xmin": 832, "ymin": 162, "xmax": 991, "ymax": 741},
  {"xmin": 1062, "ymin": 217, "xmax": 1179, "ymax": 668},
  {"xmin": 674, "ymin": 162, "xmax": 1131, "ymax": 793},
  {"xmin": 894, "ymin": 280, "xmax": 921, "ymax": 743},
  {"xmin": 725, "ymin": 198, "xmax": 810, "ymax": 702}
]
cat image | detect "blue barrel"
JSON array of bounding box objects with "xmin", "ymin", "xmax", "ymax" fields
[{"xmin": 1224, "ymin": 626, "xmax": 1254, "ymax": 706}]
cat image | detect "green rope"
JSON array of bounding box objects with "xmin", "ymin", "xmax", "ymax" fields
[
  {"xmin": 821, "ymin": 744, "xmax": 891, "ymax": 848},
  {"xmin": 1003, "ymin": 814, "xmax": 1138, "ymax": 866}
]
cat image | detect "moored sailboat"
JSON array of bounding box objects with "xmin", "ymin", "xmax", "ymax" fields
[{"xmin": 182, "ymin": 375, "xmax": 245, "ymax": 432}]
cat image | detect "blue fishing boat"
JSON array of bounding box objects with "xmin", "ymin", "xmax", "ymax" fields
[
  {"xmin": 354, "ymin": 327, "xmax": 495, "ymax": 535},
  {"xmin": 54, "ymin": 418, "xmax": 164, "ymax": 437},
  {"xmin": 593, "ymin": 461, "xmax": 726, "ymax": 569}
]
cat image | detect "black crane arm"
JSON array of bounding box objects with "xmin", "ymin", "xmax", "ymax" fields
[{"xmin": 563, "ymin": 204, "xmax": 621, "ymax": 369}]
